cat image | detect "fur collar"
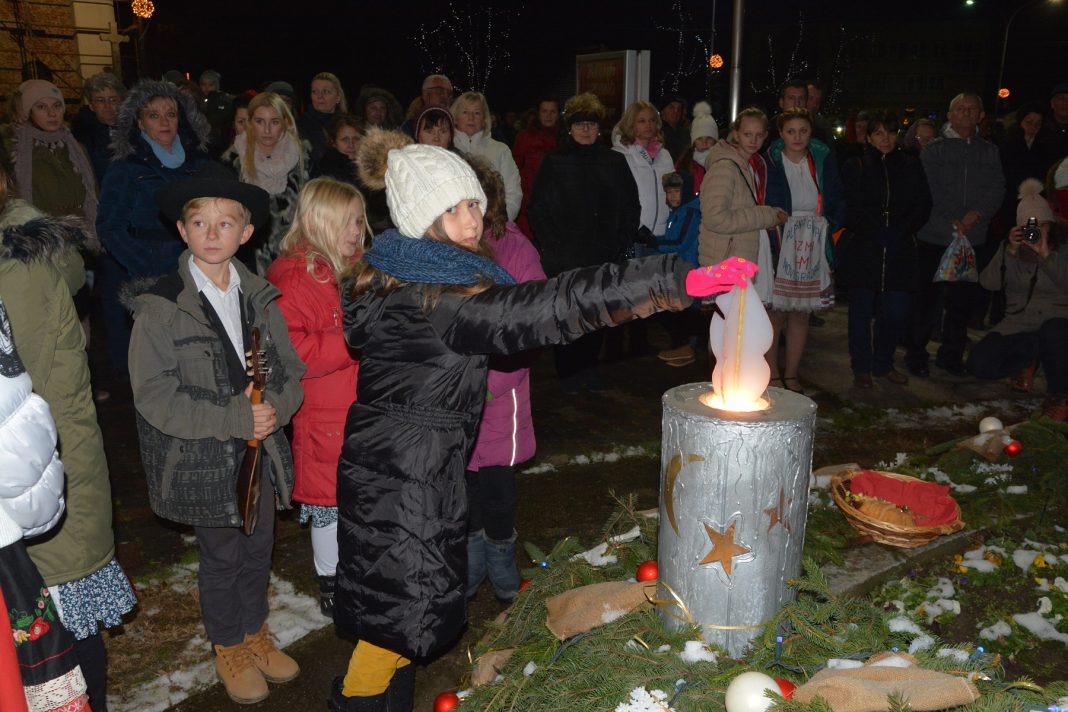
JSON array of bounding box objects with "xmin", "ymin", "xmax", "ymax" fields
[
  {"xmin": 109, "ymin": 80, "xmax": 210, "ymax": 163},
  {"xmin": 0, "ymin": 211, "xmax": 94, "ymax": 263}
]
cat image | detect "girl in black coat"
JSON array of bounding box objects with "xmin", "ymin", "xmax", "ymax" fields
[
  {"xmin": 840, "ymin": 113, "xmax": 932, "ymax": 387},
  {"xmin": 329, "ymin": 130, "xmax": 706, "ymax": 712}
]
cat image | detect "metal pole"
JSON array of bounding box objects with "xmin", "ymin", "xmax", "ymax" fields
[
  {"xmin": 728, "ymin": 0, "xmax": 745, "ymax": 121},
  {"xmin": 995, "ymin": 0, "xmax": 1041, "ymax": 117}
]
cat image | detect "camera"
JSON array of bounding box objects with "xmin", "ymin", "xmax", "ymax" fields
[{"xmin": 1021, "ymin": 217, "xmax": 1042, "ymax": 245}]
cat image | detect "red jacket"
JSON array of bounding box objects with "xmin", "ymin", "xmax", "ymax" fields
[
  {"xmin": 513, "ymin": 123, "xmax": 558, "ymax": 238},
  {"xmin": 266, "ymin": 249, "xmax": 358, "ymax": 506}
]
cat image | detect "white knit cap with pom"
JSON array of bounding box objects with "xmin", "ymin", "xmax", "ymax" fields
[
  {"xmin": 690, "ymin": 101, "xmax": 719, "ymax": 142},
  {"xmin": 1016, "ymin": 177, "xmax": 1054, "ymax": 226},
  {"xmin": 384, "ymin": 144, "xmax": 487, "ymax": 239}
]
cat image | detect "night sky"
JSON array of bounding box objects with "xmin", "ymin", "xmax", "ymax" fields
[{"xmin": 140, "ymin": 0, "xmax": 1065, "ymax": 116}]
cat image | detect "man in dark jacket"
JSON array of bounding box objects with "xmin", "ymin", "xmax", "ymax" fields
[
  {"xmin": 659, "ymin": 94, "xmax": 690, "ymax": 162},
  {"xmin": 198, "ymin": 69, "xmax": 235, "ymax": 156},
  {"xmin": 72, "ymin": 72, "xmax": 124, "ymax": 186},
  {"xmin": 906, "ymin": 92, "xmax": 1004, "ymax": 377}
]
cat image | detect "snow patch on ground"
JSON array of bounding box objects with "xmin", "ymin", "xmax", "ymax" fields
[
  {"xmin": 521, "ymin": 446, "xmax": 652, "ymax": 475},
  {"xmin": 978, "ymin": 620, "xmax": 1012, "ymax": 640},
  {"xmin": 678, "ymin": 640, "xmax": 717, "ymax": 664},
  {"xmin": 109, "ymin": 572, "xmax": 326, "ymax": 712},
  {"xmin": 573, "ymin": 542, "xmax": 618, "ymax": 567},
  {"xmin": 1012, "ymin": 612, "xmax": 1068, "ymax": 645}
]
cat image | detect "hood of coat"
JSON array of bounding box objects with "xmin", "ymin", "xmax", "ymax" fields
[
  {"xmin": 110, "ymin": 80, "xmax": 210, "ymax": 163},
  {"xmin": 707, "ymin": 138, "xmax": 749, "ymax": 169},
  {"xmin": 0, "ymin": 209, "xmax": 94, "ymax": 263},
  {"xmin": 767, "ymin": 136, "xmax": 832, "ymax": 167}
]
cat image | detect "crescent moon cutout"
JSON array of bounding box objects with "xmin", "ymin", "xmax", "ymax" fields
[{"xmin": 665, "ymin": 453, "xmax": 704, "ymax": 537}]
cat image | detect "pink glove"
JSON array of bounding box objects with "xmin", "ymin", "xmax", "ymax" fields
[{"xmin": 685, "ymin": 257, "xmax": 760, "ymax": 297}]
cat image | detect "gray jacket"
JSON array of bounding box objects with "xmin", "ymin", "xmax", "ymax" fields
[
  {"xmin": 980, "ymin": 243, "xmax": 1068, "ymax": 336},
  {"xmin": 128, "ymin": 252, "xmax": 305, "ymax": 527},
  {"xmin": 918, "ymin": 133, "xmax": 1003, "ymax": 247}
]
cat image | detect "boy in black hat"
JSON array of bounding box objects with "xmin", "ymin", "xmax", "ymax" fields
[{"xmin": 128, "ymin": 178, "xmax": 306, "ymax": 704}]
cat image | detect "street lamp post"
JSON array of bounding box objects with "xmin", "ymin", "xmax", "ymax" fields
[
  {"xmin": 995, "ymin": 0, "xmax": 1060, "ymax": 116},
  {"xmin": 728, "ymin": 0, "xmax": 745, "ymax": 121}
]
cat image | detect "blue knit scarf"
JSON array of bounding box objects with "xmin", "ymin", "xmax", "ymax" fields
[
  {"xmin": 141, "ymin": 131, "xmax": 186, "ymax": 169},
  {"xmin": 362, "ymin": 230, "xmax": 515, "ymax": 286}
]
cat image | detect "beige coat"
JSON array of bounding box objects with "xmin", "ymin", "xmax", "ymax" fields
[{"xmin": 697, "ymin": 140, "xmax": 781, "ymax": 266}]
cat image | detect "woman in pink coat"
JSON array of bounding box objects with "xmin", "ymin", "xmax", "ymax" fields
[
  {"xmin": 266, "ymin": 177, "xmax": 370, "ymax": 617},
  {"xmin": 464, "ymin": 158, "xmax": 546, "ymax": 602}
]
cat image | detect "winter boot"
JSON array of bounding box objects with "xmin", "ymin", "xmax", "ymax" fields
[
  {"xmin": 386, "ymin": 663, "xmax": 416, "ymax": 712},
  {"xmin": 466, "ymin": 530, "xmax": 487, "ymax": 599},
  {"xmin": 328, "ymin": 676, "xmax": 388, "ymax": 712},
  {"xmin": 214, "ymin": 641, "xmax": 268, "ymax": 704},
  {"xmin": 484, "ymin": 531, "xmax": 521, "ymax": 603},
  {"xmin": 316, "ymin": 574, "xmax": 337, "ymax": 618},
  {"xmin": 1012, "ymin": 361, "xmax": 1038, "ymax": 393},
  {"xmin": 244, "ymin": 623, "xmax": 300, "ymax": 683}
]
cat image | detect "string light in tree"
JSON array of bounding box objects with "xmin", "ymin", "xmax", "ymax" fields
[
  {"xmin": 413, "ymin": 1, "xmax": 513, "ymax": 95},
  {"xmin": 132, "ymin": 0, "xmax": 155, "ymax": 19},
  {"xmin": 654, "ymin": 0, "xmax": 712, "ymax": 96},
  {"xmin": 749, "ymin": 11, "xmax": 809, "ymax": 97}
]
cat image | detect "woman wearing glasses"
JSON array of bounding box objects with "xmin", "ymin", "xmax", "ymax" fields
[{"xmin": 528, "ymin": 92, "xmax": 641, "ymax": 392}]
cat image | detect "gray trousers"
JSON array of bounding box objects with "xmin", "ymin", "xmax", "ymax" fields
[{"xmin": 194, "ymin": 476, "xmax": 275, "ymax": 647}]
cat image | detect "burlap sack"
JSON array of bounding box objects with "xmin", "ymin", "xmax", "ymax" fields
[
  {"xmin": 793, "ymin": 653, "xmax": 979, "ymax": 712},
  {"xmin": 472, "ymin": 648, "xmax": 516, "ymax": 686},
  {"xmin": 544, "ymin": 581, "xmax": 649, "ymax": 641}
]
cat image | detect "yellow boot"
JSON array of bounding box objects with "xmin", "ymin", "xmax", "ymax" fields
[
  {"xmin": 214, "ymin": 641, "xmax": 268, "ymax": 704},
  {"xmin": 244, "ymin": 623, "xmax": 300, "ymax": 683}
]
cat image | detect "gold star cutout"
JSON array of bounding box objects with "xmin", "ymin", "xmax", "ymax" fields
[
  {"xmin": 698, "ymin": 520, "xmax": 751, "ymax": 577},
  {"xmin": 765, "ymin": 487, "xmax": 791, "ymax": 533}
]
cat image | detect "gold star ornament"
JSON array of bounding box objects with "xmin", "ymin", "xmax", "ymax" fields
[{"xmin": 698, "ymin": 520, "xmax": 751, "ymax": 577}]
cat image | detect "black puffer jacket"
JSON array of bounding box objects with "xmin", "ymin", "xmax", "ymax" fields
[
  {"xmin": 528, "ymin": 137, "xmax": 641, "ymax": 277},
  {"xmin": 840, "ymin": 145, "xmax": 932, "ymax": 292},
  {"xmin": 334, "ymin": 253, "xmax": 691, "ymax": 659}
]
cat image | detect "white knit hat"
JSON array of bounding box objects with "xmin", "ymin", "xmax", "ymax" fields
[
  {"xmin": 1016, "ymin": 178, "xmax": 1054, "ymax": 226},
  {"xmin": 690, "ymin": 101, "xmax": 718, "ymax": 142},
  {"xmin": 384, "ymin": 144, "xmax": 487, "ymax": 239}
]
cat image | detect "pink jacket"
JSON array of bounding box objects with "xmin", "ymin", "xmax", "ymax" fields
[
  {"xmin": 266, "ymin": 249, "xmax": 359, "ymax": 505},
  {"xmin": 467, "ymin": 223, "xmax": 546, "ymax": 470}
]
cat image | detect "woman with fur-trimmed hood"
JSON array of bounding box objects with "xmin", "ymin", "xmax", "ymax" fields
[{"xmin": 96, "ymin": 79, "xmax": 211, "ymax": 280}]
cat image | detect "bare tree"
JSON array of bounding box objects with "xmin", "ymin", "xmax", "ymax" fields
[{"xmin": 414, "ymin": 1, "xmax": 514, "ymax": 95}]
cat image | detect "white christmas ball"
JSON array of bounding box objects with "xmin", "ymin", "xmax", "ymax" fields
[
  {"xmin": 724, "ymin": 671, "xmax": 779, "ymax": 712},
  {"xmin": 978, "ymin": 416, "xmax": 1004, "ymax": 433}
]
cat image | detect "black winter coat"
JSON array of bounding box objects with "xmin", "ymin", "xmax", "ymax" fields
[
  {"xmin": 528, "ymin": 137, "xmax": 641, "ymax": 277},
  {"xmin": 311, "ymin": 148, "xmax": 393, "ymax": 235},
  {"xmin": 335, "ymin": 254, "xmax": 691, "ymax": 659},
  {"xmin": 840, "ymin": 145, "xmax": 932, "ymax": 292}
]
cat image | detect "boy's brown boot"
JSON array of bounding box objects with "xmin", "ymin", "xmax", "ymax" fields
[
  {"xmin": 214, "ymin": 641, "xmax": 268, "ymax": 704},
  {"xmin": 245, "ymin": 623, "xmax": 300, "ymax": 683}
]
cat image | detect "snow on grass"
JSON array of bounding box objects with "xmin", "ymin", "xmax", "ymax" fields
[
  {"xmin": 878, "ymin": 399, "xmax": 1040, "ymax": 429},
  {"xmin": 573, "ymin": 542, "xmax": 618, "ymax": 567},
  {"xmin": 521, "ymin": 445, "xmax": 652, "ymax": 476},
  {"xmin": 615, "ymin": 687, "xmax": 675, "ymax": 712},
  {"xmin": 109, "ymin": 570, "xmax": 326, "ymax": 712},
  {"xmin": 1012, "ymin": 612, "xmax": 1068, "ymax": 645},
  {"xmin": 936, "ymin": 648, "xmax": 970, "ymax": 663},
  {"xmin": 978, "ymin": 620, "xmax": 1012, "ymax": 640}
]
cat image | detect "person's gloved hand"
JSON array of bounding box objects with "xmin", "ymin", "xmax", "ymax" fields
[{"xmin": 685, "ymin": 257, "xmax": 759, "ymax": 297}]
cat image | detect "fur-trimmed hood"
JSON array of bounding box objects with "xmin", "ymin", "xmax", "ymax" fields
[
  {"xmin": 0, "ymin": 209, "xmax": 96, "ymax": 264},
  {"xmin": 109, "ymin": 80, "xmax": 210, "ymax": 163},
  {"xmin": 353, "ymin": 86, "xmax": 404, "ymax": 130},
  {"xmin": 356, "ymin": 127, "xmax": 413, "ymax": 191}
]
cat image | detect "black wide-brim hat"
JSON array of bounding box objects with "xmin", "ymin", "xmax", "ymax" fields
[{"xmin": 155, "ymin": 175, "xmax": 270, "ymax": 230}]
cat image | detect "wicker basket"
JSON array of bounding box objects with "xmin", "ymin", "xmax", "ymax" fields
[{"xmin": 831, "ymin": 470, "xmax": 965, "ymax": 548}]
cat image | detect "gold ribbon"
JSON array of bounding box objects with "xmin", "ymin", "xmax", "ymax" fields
[{"xmin": 645, "ymin": 581, "xmax": 769, "ymax": 631}]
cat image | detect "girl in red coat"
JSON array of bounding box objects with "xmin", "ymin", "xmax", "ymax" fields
[{"xmin": 266, "ymin": 177, "xmax": 370, "ymax": 616}]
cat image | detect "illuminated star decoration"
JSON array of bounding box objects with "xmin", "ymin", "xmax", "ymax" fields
[
  {"xmin": 765, "ymin": 487, "xmax": 791, "ymax": 533},
  {"xmin": 698, "ymin": 520, "xmax": 751, "ymax": 578}
]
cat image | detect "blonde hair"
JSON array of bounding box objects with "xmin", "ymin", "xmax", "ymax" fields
[
  {"xmin": 312, "ymin": 72, "xmax": 348, "ymax": 113},
  {"xmin": 280, "ymin": 177, "xmax": 369, "ymax": 281},
  {"xmin": 730, "ymin": 107, "xmax": 768, "ymax": 133},
  {"xmin": 450, "ymin": 91, "xmax": 491, "ymax": 138},
  {"xmin": 616, "ymin": 100, "xmax": 663, "ymax": 146},
  {"xmin": 245, "ymin": 92, "xmax": 302, "ymax": 181},
  {"xmin": 180, "ymin": 197, "xmax": 252, "ymax": 225}
]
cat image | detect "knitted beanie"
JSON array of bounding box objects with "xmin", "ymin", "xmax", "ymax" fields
[
  {"xmin": 19, "ymin": 79, "xmax": 63, "ymax": 114},
  {"xmin": 385, "ymin": 144, "xmax": 487, "ymax": 239},
  {"xmin": 690, "ymin": 101, "xmax": 719, "ymax": 142},
  {"xmin": 1016, "ymin": 178, "xmax": 1054, "ymax": 226}
]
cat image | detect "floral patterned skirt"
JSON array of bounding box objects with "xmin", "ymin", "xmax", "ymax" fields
[
  {"xmin": 0, "ymin": 540, "xmax": 89, "ymax": 712},
  {"xmin": 49, "ymin": 558, "xmax": 137, "ymax": 641},
  {"xmin": 299, "ymin": 504, "xmax": 338, "ymax": 528}
]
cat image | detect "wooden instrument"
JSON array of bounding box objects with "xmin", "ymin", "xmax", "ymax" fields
[{"xmin": 236, "ymin": 327, "xmax": 264, "ymax": 536}]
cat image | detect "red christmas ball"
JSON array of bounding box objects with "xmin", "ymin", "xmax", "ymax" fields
[
  {"xmin": 433, "ymin": 690, "xmax": 460, "ymax": 712},
  {"xmin": 519, "ymin": 579, "xmax": 531, "ymax": 591},
  {"xmin": 636, "ymin": 560, "xmax": 659, "ymax": 582},
  {"xmin": 1004, "ymin": 440, "xmax": 1023, "ymax": 457},
  {"xmin": 774, "ymin": 677, "xmax": 796, "ymax": 699}
]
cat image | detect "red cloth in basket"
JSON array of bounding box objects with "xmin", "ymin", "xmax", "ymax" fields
[{"xmin": 849, "ymin": 470, "xmax": 960, "ymax": 527}]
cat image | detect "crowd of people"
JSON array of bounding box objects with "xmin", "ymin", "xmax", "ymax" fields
[{"xmin": 0, "ymin": 65, "xmax": 1067, "ymax": 712}]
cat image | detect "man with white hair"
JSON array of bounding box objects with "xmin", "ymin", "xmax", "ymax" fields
[{"xmin": 401, "ymin": 74, "xmax": 454, "ymax": 136}]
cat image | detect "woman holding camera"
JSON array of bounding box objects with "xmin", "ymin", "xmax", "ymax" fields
[{"xmin": 967, "ymin": 179, "xmax": 1068, "ymax": 420}]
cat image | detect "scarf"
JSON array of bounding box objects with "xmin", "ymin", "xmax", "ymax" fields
[
  {"xmin": 141, "ymin": 131, "xmax": 186, "ymax": 169},
  {"xmin": 635, "ymin": 136, "xmax": 662, "ymax": 162},
  {"xmin": 692, "ymin": 148, "xmax": 710, "ymax": 166},
  {"xmin": 12, "ymin": 122, "xmax": 98, "ymax": 236},
  {"xmin": 362, "ymin": 230, "xmax": 515, "ymax": 286},
  {"xmin": 232, "ymin": 131, "xmax": 300, "ymax": 195}
]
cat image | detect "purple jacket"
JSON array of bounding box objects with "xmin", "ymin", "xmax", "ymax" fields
[{"xmin": 467, "ymin": 223, "xmax": 546, "ymax": 470}]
